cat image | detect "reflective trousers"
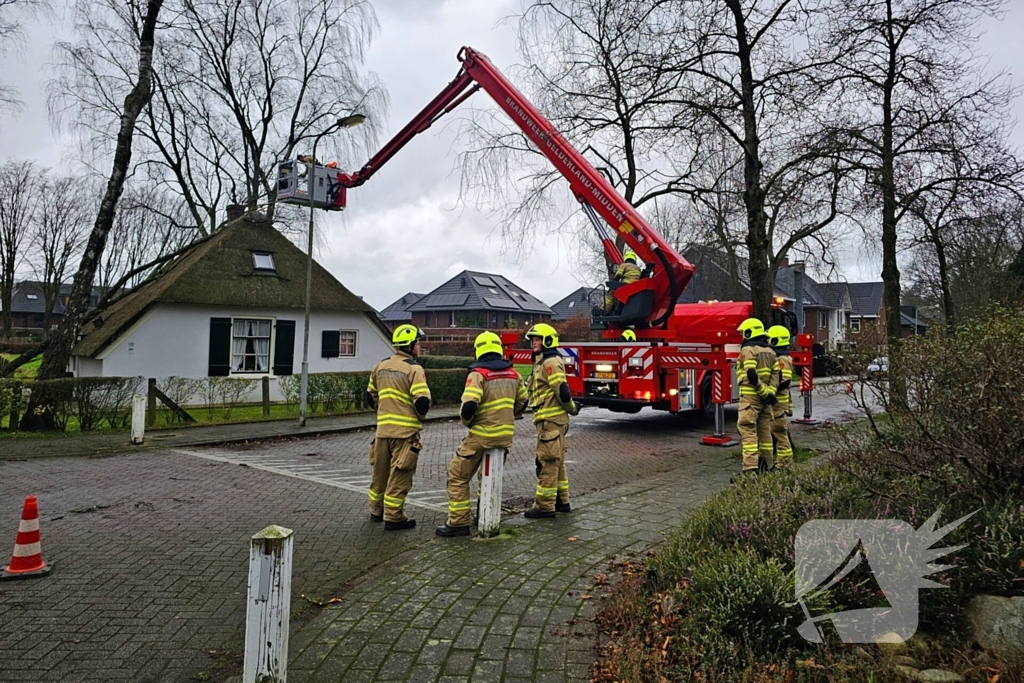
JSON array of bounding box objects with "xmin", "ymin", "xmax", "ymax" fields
[
  {"xmin": 368, "ymin": 435, "xmax": 421, "ymax": 522},
  {"xmin": 771, "ymin": 402, "xmax": 793, "ymax": 469},
  {"xmin": 737, "ymin": 396, "xmax": 773, "ymax": 471},
  {"xmin": 445, "ymin": 435, "xmax": 508, "ymax": 528},
  {"xmin": 533, "ymin": 420, "xmax": 570, "ymax": 512}
]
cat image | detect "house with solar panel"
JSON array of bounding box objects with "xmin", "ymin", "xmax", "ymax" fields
[{"xmin": 404, "ymin": 271, "xmax": 554, "ymax": 334}]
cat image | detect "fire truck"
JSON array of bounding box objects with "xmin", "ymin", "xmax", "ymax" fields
[{"xmin": 279, "ymin": 46, "xmax": 819, "ymax": 441}]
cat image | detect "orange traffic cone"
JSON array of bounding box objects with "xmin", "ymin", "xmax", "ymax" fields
[{"xmin": 1, "ymin": 496, "xmax": 52, "ymax": 580}]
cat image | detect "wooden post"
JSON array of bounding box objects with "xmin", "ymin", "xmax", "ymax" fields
[
  {"xmin": 131, "ymin": 395, "xmax": 146, "ymax": 445},
  {"xmin": 243, "ymin": 525, "xmax": 294, "ymax": 683},
  {"xmin": 478, "ymin": 448, "xmax": 505, "ymax": 538},
  {"xmin": 147, "ymin": 378, "xmax": 156, "ymax": 427},
  {"xmin": 262, "ymin": 377, "xmax": 270, "ymax": 418}
]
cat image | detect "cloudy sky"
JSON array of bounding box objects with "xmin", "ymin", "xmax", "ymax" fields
[{"xmin": 1, "ymin": 0, "xmax": 1022, "ymax": 312}]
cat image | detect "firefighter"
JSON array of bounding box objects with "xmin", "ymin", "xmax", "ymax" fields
[
  {"xmin": 621, "ymin": 329, "xmax": 637, "ymax": 342},
  {"xmin": 366, "ymin": 324, "xmax": 431, "ymax": 530},
  {"xmin": 524, "ymin": 323, "xmax": 579, "ymax": 518},
  {"xmin": 733, "ymin": 318, "xmax": 779, "ymax": 480},
  {"xmin": 767, "ymin": 325, "xmax": 795, "ymax": 469},
  {"xmin": 600, "ymin": 249, "xmax": 643, "ymax": 314},
  {"xmin": 436, "ymin": 332, "xmax": 528, "ymax": 537}
]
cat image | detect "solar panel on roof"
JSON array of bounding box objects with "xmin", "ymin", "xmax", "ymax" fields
[
  {"xmin": 423, "ymin": 292, "xmax": 469, "ymax": 307},
  {"xmin": 483, "ymin": 296, "xmax": 519, "ymax": 309},
  {"xmin": 473, "ymin": 276, "xmax": 497, "ymax": 287}
]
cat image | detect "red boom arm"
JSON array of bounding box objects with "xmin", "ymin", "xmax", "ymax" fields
[{"xmin": 337, "ymin": 46, "xmax": 695, "ymax": 326}]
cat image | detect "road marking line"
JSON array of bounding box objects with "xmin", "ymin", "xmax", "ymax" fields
[{"xmin": 170, "ymin": 449, "xmax": 447, "ymax": 513}]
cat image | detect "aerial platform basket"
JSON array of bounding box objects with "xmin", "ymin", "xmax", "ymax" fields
[{"xmin": 276, "ymin": 159, "xmax": 347, "ymax": 211}]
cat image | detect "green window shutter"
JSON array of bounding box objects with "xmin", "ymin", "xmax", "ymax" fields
[
  {"xmin": 322, "ymin": 330, "xmax": 340, "ymax": 358},
  {"xmin": 274, "ymin": 320, "xmax": 296, "ymax": 375},
  {"xmin": 208, "ymin": 318, "xmax": 232, "ymax": 376}
]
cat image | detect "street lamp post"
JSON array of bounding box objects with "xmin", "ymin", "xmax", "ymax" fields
[{"xmin": 298, "ymin": 114, "xmax": 366, "ymax": 427}]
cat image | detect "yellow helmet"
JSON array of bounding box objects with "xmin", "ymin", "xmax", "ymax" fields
[
  {"xmin": 525, "ymin": 322, "xmax": 559, "ymax": 349},
  {"xmin": 473, "ymin": 331, "xmax": 504, "ymax": 359},
  {"xmin": 766, "ymin": 325, "xmax": 791, "ymax": 348},
  {"xmin": 392, "ymin": 324, "xmax": 425, "ymax": 347},
  {"xmin": 621, "ymin": 329, "xmax": 637, "ymax": 342},
  {"xmin": 623, "ymin": 249, "xmax": 638, "ymax": 263},
  {"xmin": 737, "ymin": 318, "xmax": 765, "ymax": 340}
]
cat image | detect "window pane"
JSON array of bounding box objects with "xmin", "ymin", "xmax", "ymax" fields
[
  {"xmin": 253, "ymin": 252, "xmax": 275, "ymax": 270},
  {"xmin": 339, "ymin": 331, "xmax": 356, "ymax": 356},
  {"xmin": 231, "ymin": 318, "xmax": 273, "ymax": 373}
]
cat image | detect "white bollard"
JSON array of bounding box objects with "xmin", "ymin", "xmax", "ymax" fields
[
  {"xmin": 131, "ymin": 394, "xmax": 146, "ymax": 445},
  {"xmin": 478, "ymin": 448, "xmax": 505, "ymax": 538},
  {"xmin": 243, "ymin": 525, "xmax": 294, "ymax": 683}
]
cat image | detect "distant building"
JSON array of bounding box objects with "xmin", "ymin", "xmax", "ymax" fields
[
  {"xmin": 378, "ymin": 292, "xmax": 425, "ymax": 328},
  {"xmin": 0, "ymin": 281, "xmax": 103, "ymax": 334},
  {"xmin": 550, "ymin": 287, "xmax": 600, "ymax": 322},
  {"xmin": 408, "ymin": 271, "xmax": 553, "ymax": 334},
  {"xmin": 847, "ymin": 282, "xmax": 927, "ymax": 346}
]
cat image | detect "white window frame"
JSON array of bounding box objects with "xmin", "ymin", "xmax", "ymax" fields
[
  {"xmin": 252, "ymin": 251, "xmax": 276, "ymax": 272},
  {"xmin": 851, "ymin": 318, "xmax": 861, "ymax": 334},
  {"xmin": 338, "ymin": 330, "xmax": 358, "ymax": 357},
  {"xmin": 230, "ymin": 316, "xmax": 276, "ymax": 375}
]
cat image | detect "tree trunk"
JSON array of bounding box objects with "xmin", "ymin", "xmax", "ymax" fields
[
  {"xmin": 880, "ymin": 0, "xmax": 905, "ymax": 404},
  {"xmin": 933, "ymin": 235, "xmax": 956, "ymax": 334},
  {"xmin": 727, "ymin": 0, "xmax": 772, "ymax": 323},
  {"xmin": 23, "ymin": 0, "xmax": 164, "ymax": 429}
]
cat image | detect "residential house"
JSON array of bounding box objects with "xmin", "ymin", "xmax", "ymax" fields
[
  {"xmin": 550, "ymin": 287, "xmax": 600, "ymax": 322},
  {"xmin": 679, "ymin": 245, "xmax": 853, "ymax": 348},
  {"xmin": 847, "ymin": 282, "xmax": 928, "ymax": 346},
  {"xmin": 408, "ymin": 271, "xmax": 553, "ymax": 335},
  {"xmin": 1, "ymin": 282, "xmax": 103, "ymax": 334},
  {"xmin": 69, "ymin": 212, "xmax": 393, "ymax": 398},
  {"xmin": 378, "ymin": 292, "xmax": 425, "ymax": 328}
]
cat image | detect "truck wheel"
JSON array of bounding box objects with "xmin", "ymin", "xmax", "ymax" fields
[{"xmin": 700, "ymin": 375, "xmax": 714, "ymax": 423}]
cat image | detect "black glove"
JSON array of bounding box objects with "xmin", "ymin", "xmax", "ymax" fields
[
  {"xmin": 763, "ymin": 393, "xmax": 778, "ymax": 407},
  {"xmin": 746, "ymin": 368, "xmax": 759, "ymax": 386},
  {"xmin": 778, "ymin": 379, "xmax": 791, "ymax": 392},
  {"xmin": 567, "ymin": 400, "xmax": 581, "ymax": 416},
  {"xmin": 535, "ymin": 457, "xmax": 543, "ymax": 476}
]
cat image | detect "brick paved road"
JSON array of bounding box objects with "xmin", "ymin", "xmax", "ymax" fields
[{"xmin": 0, "ymin": 392, "xmax": 855, "ymax": 682}]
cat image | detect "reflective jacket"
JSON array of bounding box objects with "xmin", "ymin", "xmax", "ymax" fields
[
  {"xmin": 367, "ymin": 352, "xmax": 431, "ymax": 438},
  {"xmin": 460, "ymin": 357, "xmax": 528, "ymax": 447},
  {"xmin": 736, "ymin": 337, "xmax": 779, "ymax": 400},
  {"xmin": 529, "ymin": 350, "xmax": 572, "ymax": 425},
  {"xmin": 776, "ymin": 352, "xmax": 794, "ymax": 408},
  {"xmin": 614, "ymin": 261, "xmax": 642, "ymax": 284}
]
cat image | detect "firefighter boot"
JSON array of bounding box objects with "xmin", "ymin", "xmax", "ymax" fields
[
  {"xmin": 384, "ymin": 519, "xmax": 416, "ymax": 531},
  {"xmin": 525, "ymin": 508, "xmax": 556, "ymax": 519},
  {"xmin": 435, "ymin": 524, "xmax": 470, "ymax": 537},
  {"xmin": 555, "ymin": 502, "xmax": 572, "ymax": 513}
]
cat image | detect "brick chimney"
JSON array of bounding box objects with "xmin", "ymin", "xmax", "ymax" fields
[
  {"xmin": 778, "ymin": 256, "xmax": 789, "ymax": 268},
  {"xmin": 225, "ymin": 204, "xmax": 245, "ymax": 222}
]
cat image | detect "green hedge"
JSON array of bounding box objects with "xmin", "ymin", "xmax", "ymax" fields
[
  {"xmin": 418, "ymin": 355, "xmax": 474, "ymax": 369},
  {"xmin": 4, "ymin": 376, "xmax": 143, "ymax": 431},
  {"xmin": 424, "ymin": 368, "xmax": 468, "ymax": 405}
]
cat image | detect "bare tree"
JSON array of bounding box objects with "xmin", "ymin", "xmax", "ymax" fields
[
  {"xmin": 96, "ymin": 183, "xmax": 192, "ymax": 290},
  {"xmin": 457, "ymin": 0, "xmax": 703, "ymax": 270},
  {"xmin": 0, "ymin": 159, "xmax": 40, "ymax": 337},
  {"xmin": 816, "ymin": 0, "xmax": 1016, "ymax": 347},
  {"xmin": 29, "ymin": 174, "xmax": 88, "ymax": 337},
  {"xmin": 458, "ymin": 0, "xmax": 849, "ymax": 322},
  {"xmin": 14, "ymin": 0, "xmax": 164, "ymax": 411},
  {"xmin": 0, "ymin": 0, "xmax": 45, "ymax": 112},
  {"xmin": 52, "ymin": 0, "xmax": 388, "ymax": 237}
]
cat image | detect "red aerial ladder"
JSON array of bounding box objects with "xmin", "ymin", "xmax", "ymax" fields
[{"xmin": 280, "ymin": 46, "xmax": 819, "ymax": 438}]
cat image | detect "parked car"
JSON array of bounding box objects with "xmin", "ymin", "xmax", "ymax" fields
[{"xmin": 867, "ymin": 357, "xmax": 888, "ymax": 378}]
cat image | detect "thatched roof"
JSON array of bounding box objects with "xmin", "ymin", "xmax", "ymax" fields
[{"xmin": 73, "ymin": 212, "xmax": 378, "ymax": 357}]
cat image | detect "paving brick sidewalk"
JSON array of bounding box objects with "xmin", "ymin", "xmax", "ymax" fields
[
  {"xmin": 276, "ymin": 444, "xmax": 740, "ymax": 683},
  {"xmin": 0, "ymin": 407, "xmax": 461, "ymax": 460}
]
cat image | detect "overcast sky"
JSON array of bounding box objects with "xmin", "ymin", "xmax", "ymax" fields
[{"xmin": 1, "ymin": 0, "xmax": 1022, "ymax": 312}]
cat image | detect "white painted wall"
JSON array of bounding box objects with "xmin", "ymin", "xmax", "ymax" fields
[{"xmin": 72, "ymin": 303, "xmax": 392, "ymax": 401}]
